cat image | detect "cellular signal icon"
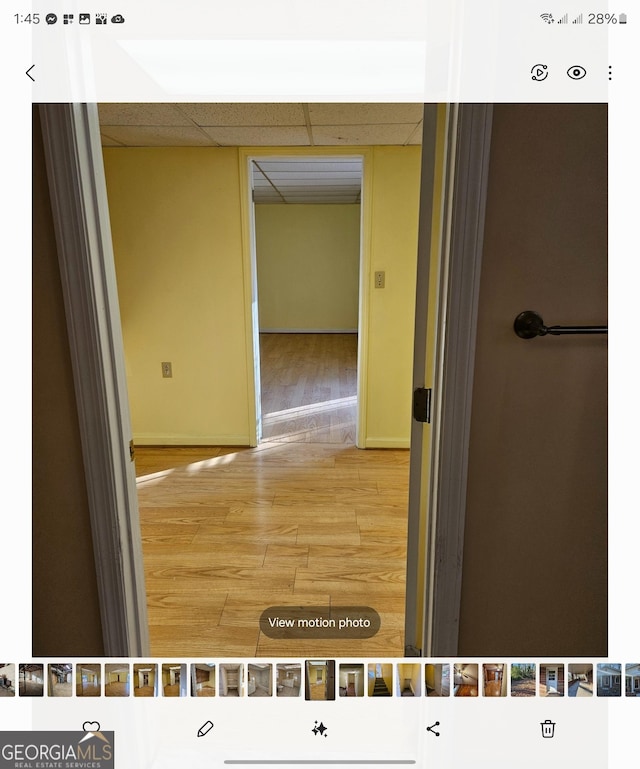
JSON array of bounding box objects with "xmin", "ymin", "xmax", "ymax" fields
[
  {"xmin": 573, "ymin": 13, "xmax": 583, "ymax": 24},
  {"xmin": 540, "ymin": 13, "xmax": 554, "ymax": 24},
  {"xmin": 557, "ymin": 13, "xmax": 569, "ymax": 24}
]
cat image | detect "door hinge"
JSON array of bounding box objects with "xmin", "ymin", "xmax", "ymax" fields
[
  {"xmin": 404, "ymin": 644, "xmax": 422, "ymax": 657},
  {"xmin": 129, "ymin": 440, "xmax": 135, "ymax": 462},
  {"xmin": 413, "ymin": 387, "xmax": 432, "ymax": 424}
]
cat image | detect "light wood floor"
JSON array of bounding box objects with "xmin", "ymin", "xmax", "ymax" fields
[
  {"xmin": 260, "ymin": 333, "xmax": 357, "ymax": 444},
  {"xmin": 136, "ymin": 333, "xmax": 409, "ymax": 657}
]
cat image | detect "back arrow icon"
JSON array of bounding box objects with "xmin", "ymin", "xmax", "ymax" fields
[{"xmin": 26, "ymin": 65, "xmax": 35, "ymax": 82}]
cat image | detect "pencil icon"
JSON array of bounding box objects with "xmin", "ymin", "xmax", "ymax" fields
[{"xmin": 197, "ymin": 720, "xmax": 214, "ymax": 738}]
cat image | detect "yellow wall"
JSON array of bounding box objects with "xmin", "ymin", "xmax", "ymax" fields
[
  {"xmin": 255, "ymin": 203, "xmax": 361, "ymax": 331},
  {"xmin": 103, "ymin": 145, "xmax": 421, "ymax": 447},
  {"xmin": 364, "ymin": 146, "xmax": 422, "ymax": 447},
  {"xmin": 104, "ymin": 148, "xmax": 252, "ymax": 445},
  {"xmin": 397, "ymin": 663, "xmax": 421, "ymax": 694},
  {"xmin": 425, "ymin": 664, "xmax": 435, "ymax": 690}
]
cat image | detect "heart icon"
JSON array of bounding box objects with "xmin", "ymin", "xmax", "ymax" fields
[{"xmin": 82, "ymin": 721, "xmax": 101, "ymax": 733}]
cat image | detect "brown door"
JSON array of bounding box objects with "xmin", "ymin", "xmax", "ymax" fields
[{"xmin": 458, "ymin": 104, "xmax": 607, "ymax": 657}]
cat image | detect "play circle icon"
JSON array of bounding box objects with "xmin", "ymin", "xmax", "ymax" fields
[{"xmin": 531, "ymin": 64, "xmax": 549, "ymax": 81}]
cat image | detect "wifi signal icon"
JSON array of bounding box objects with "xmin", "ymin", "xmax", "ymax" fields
[{"xmin": 540, "ymin": 13, "xmax": 554, "ymax": 24}]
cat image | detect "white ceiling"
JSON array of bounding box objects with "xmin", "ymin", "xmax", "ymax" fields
[{"xmin": 99, "ymin": 103, "xmax": 423, "ymax": 204}]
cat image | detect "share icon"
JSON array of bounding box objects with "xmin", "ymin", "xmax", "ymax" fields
[{"xmin": 426, "ymin": 721, "xmax": 441, "ymax": 737}]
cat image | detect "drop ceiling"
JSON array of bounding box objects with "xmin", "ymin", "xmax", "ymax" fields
[
  {"xmin": 99, "ymin": 103, "xmax": 423, "ymax": 204},
  {"xmin": 251, "ymin": 157, "xmax": 363, "ymax": 204}
]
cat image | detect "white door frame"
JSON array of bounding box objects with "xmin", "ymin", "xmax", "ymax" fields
[
  {"xmin": 40, "ymin": 102, "xmax": 475, "ymax": 658},
  {"xmin": 238, "ymin": 147, "xmax": 372, "ymax": 447},
  {"xmin": 38, "ymin": 103, "xmax": 149, "ymax": 656},
  {"xmin": 405, "ymin": 103, "xmax": 494, "ymax": 656}
]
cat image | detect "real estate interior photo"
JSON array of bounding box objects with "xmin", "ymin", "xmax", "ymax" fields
[
  {"xmin": 162, "ymin": 663, "xmax": 187, "ymax": 696},
  {"xmin": 305, "ymin": 660, "xmax": 335, "ymax": 700},
  {"xmin": 33, "ymin": 102, "xmax": 607, "ymax": 661},
  {"xmin": 453, "ymin": 664, "xmax": 478, "ymax": 697},
  {"xmin": 248, "ymin": 663, "xmax": 273, "ymax": 697},
  {"xmin": 425, "ymin": 663, "xmax": 450, "ymax": 697},
  {"xmin": 276, "ymin": 663, "xmax": 301, "ymax": 697},
  {"xmin": 396, "ymin": 663, "xmax": 421, "ymax": 697},
  {"xmin": 191, "ymin": 663, "xmax": 216, "ymax": 696},
  {"xmin": 339, "ymin": 663, "xmax": 365, "ymax": 697},
  {"xmin": 19, "ymin": 664, "xmax": 44, "ymax": 697},
  {"xmin": 48, "ymin": 663, "xmax": 72, "ymax": 697},
  {"xmin": 483, "ymin": 664, "xmax": 507, "ymax": 697},
  {"xmin": 0, "ymin": 664, "xmax": 15, "ymax": 697},
  {"xmin": 133, "ymin": 663, "xmax": 158, "ymax": 697},
  {"xmin": 219, "ymin": 663, "xmax": 244, "ymax": 697},
  {"xmin": 368, "ymin": 663, "xmax": 393, "ymax": 697},
  {"xmin": 75, "ymin": 664, "xmax": 101, "ymax": 697},
  {"xmin": 104, "ymin": 663, "xmax": 131, "ymax": 697}
]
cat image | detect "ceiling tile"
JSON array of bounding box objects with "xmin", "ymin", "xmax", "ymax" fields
[
  {"xmin": 97, "ymin": 103, "xmax": 193, "ymax": 126},
  {"xmin": 98, "ymin": 103, "xmax": 425, "ymax": 147},
  {"xmin": 308, "ymin": 103, "xmax": 424, "ymax": 125},
  {"xmin": 100, "ymin": 133, "xmax": 124, "ymax": 147},
  {"xmin": 100, "ymin": 125, "xmax": 214, "ymax": 147},
  {"xmin": 311, "ymin": 124, "xmax": 420, "ymax": 146},
  {"xmin": 179, "ymin": 103, "xmax": 306, "ymax": 127},
  {"xmin": 200, "ymin": 126, "xmax": 310, "ymax": 146}
]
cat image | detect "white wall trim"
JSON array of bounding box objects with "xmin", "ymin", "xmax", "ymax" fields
[
  {"xmin": 356, "ymin": 150, "xmax": 374, "ymax": 449},
  {"xmin": 39, "ymin": 103, "xmax": 149, "ymax": 657},
  {"xmin": 238, "ymin": 150, "xmax": 262, "ymax": 447}
]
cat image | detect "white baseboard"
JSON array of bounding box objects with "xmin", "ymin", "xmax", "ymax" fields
[
  {"xmin": 133, "ymin": 433, "xmax": 253, "ymax": 447},
  {"xmin": 259, "ymin": 328, "xmax": 358, "ymax": 334},
  {"xmin": 363, "ymin": 437, "xmax": 411, "ymax": 449}
]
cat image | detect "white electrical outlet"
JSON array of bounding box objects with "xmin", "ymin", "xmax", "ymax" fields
[
  {"xmin": 374, "ymin": 270, "xmax": 385, "ymax": 288},
  {"xmin": 161, "ymin": 362, "xmax": 172, "ymax": 378}
]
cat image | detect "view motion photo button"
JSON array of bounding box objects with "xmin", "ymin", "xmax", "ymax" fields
[{"xmin": 260, "ymin": 606, "xmax": 381, "ymax": 639}]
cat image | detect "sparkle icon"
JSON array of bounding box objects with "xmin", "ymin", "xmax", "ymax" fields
[{"xmin": 312, "ymin": 721, "xmax": 328, "ymax": 737}]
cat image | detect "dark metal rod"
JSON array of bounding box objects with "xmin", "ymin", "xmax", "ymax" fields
[
  {"xmin": 514, "ymin": 311, "xmax": 607, "ymax": 339},
  {"xmin": 545, "ymin": 325, "xmax": 608, "ymax": 335}
]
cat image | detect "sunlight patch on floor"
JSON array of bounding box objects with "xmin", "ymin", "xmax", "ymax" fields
[{"xmin": 263, "ymin": 395, "xmax": 356, "ymax": 424}]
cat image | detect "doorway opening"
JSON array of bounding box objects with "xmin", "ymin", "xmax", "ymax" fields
[
  {"xmin": 247, "ymin": 155, "xmax": 364, "ymax": 445},
  {"xmin": 37, "ymin": 103, "xmax": 428, "ymax": 659}
]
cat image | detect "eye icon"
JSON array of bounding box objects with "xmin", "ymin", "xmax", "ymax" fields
[{"xmin": 567, "ymin": 66, "xmax": 586, "ymax": 80}]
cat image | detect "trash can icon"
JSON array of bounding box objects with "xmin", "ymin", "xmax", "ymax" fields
[{"xmin": 541, "ymin": 720, "xmax": 556, "ymax": 738}]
